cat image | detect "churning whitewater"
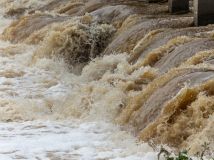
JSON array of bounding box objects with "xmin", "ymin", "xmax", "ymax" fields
[
  {"xmin": 0, "ymin": 2, "xmax": 157, "ymax": 160},
  {"xmin": 0, "ymin": 0, "xmax": 213, "ymax": 159}
]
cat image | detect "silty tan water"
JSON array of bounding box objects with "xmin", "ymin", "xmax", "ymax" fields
[{"xmin": 0, "ymin": 0, "xmax": 213, "ymax": 159}]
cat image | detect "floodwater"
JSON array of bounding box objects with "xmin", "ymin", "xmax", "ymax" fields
[{"xmin": 0, "ymin": 0, "xmax": 213, "ymax": 159}]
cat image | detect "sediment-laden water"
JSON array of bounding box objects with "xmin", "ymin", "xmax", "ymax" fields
[{"xmin": 0, "ymin": 0, "xmax": 213, "ymax": 159}]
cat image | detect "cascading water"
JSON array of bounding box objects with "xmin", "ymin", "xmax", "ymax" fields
[{"xmin": 0, "ymin": 0, "xmax": 213, "ymax": 160}]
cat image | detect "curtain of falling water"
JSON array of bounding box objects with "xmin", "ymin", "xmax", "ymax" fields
[
  {"xmin": 0, "ymin": 0, "xmax": 213, "ymax": 159},
  {"xmin": 0, "ymin": 1, "xmax": 158, "ymax": 160}
]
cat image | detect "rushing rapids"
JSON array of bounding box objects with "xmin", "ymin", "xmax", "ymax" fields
[{"xmin": 0, "ymin": 0, "xmax": 213, "ymax": 159}]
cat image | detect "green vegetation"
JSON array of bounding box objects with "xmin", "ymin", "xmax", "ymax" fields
[{"xmin": 158, "ymin": 143, "xmax": 213, "ymax": 160}]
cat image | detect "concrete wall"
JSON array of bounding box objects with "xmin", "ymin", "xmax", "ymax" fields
[
  {"xmin": 194, "ymin": 0, "xmax": 214, "ymax": 26},
  {"xmin": 169, "ymin": 0, "xmax": 189, "ymax": 13}
]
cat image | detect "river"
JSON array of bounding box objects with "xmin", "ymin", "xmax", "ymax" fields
[{"xmin": 0, "ymin": 0, "xmax": 213, "ymax": 159}]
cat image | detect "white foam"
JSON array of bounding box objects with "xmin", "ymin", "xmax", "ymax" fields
[
  {"xmin": 0, "ymin": 120, "xmax": 157, "ymax": 160},
  {"xmin": 0, "ymin": 1, "xmax": 195, "ymax": 159},
  {"xmin": 0, "ymin": 4, "xmax": 161, "ymax": 159}
]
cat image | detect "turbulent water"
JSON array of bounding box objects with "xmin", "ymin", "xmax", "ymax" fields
[{"xmin": 0, "ymin": 0, "xmax": 213, "ymax": 159}]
